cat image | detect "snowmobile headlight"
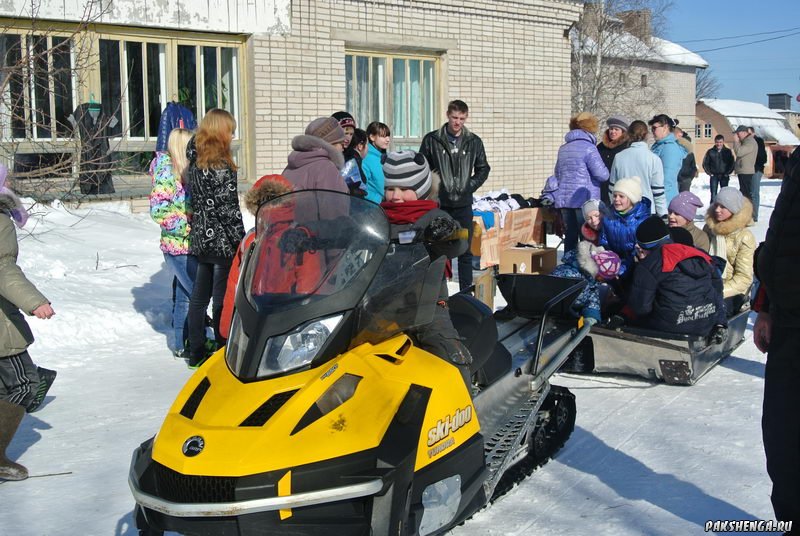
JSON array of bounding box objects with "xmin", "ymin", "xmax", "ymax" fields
[{"xmin": 258, "ymin": 314, "xmax": 344, "ymax": 377}]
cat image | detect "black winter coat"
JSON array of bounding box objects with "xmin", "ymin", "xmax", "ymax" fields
[
  {"xmin": 186, "ymin": 137, "xmax": 245, "ymax": 259},
  {"xmin": 757, "ymin": 147, "xmax": 800, "ymax": 326},
  {"xmin": 629, "ymin": 243, "xmax": 726, "ymax": 336},
  {"xmin": 702, "ymin": 146, "xmax": 735, "ymax": 177},
  {"xmin": 597, "ymin": 140, "xmax": 629, "ymax": 171},
  {"xmin": 754, "ymin": 135, "xmax": 767, "ymax": 173},
  {"xmin": 419, "ymin": 125, "xmax": 490, "ymax": 208}
]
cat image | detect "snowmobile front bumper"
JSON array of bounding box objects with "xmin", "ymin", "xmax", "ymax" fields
[{"xmin": 129, "ymin": 465, "xmax": 383, "ymax": 518}]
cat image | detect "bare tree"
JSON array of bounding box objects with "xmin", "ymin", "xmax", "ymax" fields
[
  {"xmin": 0, "ymin": 0, "xmax": 139, "ymax": 200},
  {"xmin": 571, "ymin": 0, "xmax": 675, "ymax": 120},
  {"xmin": 695, "ymin": 67, "xmax": 721, "ymax": 101}
]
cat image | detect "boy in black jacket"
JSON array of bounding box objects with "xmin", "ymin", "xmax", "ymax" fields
[{"xmin": 626, "ymin": 216, "xmax": 727, "ymax": 339}]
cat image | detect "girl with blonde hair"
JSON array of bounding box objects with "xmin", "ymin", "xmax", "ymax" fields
[
  {"xmin": 185, "ymin": 108, "xmax": 244, "ymax": 368},
  {"xmin": 149, "ymin": 127, "xmax": 196, "ymax": 357}
]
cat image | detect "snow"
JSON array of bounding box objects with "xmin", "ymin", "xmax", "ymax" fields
[
  {"xmin": 0, "ymin": 176, "xmax": 784, "ymax": 535},
  {"xmin": 574, "ymin": 31, "xmax": 708, "ymax": 68},
  {"xmin": 701, "ymin": 99, "xmax": 800, "ymax": 146}
]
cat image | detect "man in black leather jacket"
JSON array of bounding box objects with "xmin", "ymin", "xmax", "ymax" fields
[
  {"xmin": 702, "ymin": 135, "xmax": 735, "ymax": 203},
  {"xmin": 754, "ymin": 145, "xmax": 800, "ymax": 527},
  {"xmin": 420, "ymin": 100, "xmax": 490, "ymax": 290}
]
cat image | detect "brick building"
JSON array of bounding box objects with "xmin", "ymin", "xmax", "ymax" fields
[{"xmin": 0, "ymin": 0, "xmax": 584, "ymax": 203}]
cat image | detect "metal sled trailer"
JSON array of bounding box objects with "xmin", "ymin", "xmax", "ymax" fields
[{"xmin": 570, "ymin": 308, "xmax": 749, "ymax": 385}]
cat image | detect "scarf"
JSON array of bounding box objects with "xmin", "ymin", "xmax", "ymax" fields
[{"xmin": 380, "ymin": 200, "xmax": 439, "ymax": 225}]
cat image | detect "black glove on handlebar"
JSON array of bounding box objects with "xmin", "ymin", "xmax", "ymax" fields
[
  {"xmin": 279, "ymin": 228, "xmax": 314, "ymax": 253},
  {"xmin": 424, "ymin": 216, "xmax": 459, "ymax": 242}
]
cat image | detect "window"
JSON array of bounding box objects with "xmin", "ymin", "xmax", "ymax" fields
[
  {"xmin": 1, "ymin": 26, "xmax": 246, "ymax": 182},
  {"xmin": 704, "ymin": 123, "xmax": 712, "ymax": 138},
  {"xmin": 695, "ymin": 123, "xmax": 702, "ymax": 139},
  {"xmin": 0, "ymin": 33, "xmax": 75, "ymax": 140},
  {"xmin": 641, "ymin": 74, "xmax": 648, "ymax": 87},
  {"xmin": 345, "ymin": 52, "xmax": 438, "ymax": 148},
  {"xmin": 95, "ymin": 33, "xmax": 244, "ymax": 171}
]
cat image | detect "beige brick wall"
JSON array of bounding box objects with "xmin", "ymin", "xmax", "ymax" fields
[{"xmin": 248, "ymin": 0, "xmax": 583, "ymax": 197}]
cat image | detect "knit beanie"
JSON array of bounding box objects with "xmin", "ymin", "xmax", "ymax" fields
[
  {"xmin": 0, "ymin": 164, "xmax": 28, "ymax": 228},
  {"xmin": 332, "ymin": 111, "xmax": 355, "ymax": 129},
  {"xmin": 581, "ymin": 199, "xmax": 601, "ymax": 221},
  {"xmin": 669, "ymin": 226, "xmax": 695, "ymax": 247},
  {"xmin": 668, "ymin": 191, "xmax": 704, "ymax": 221},
  {"xmin": 305, "ymin": 117, "xmax": 346, "ymax": 145},
  {"xmin": 715, "ymin": 187, "xmax": 744, "ymax": 214},
  {"xmin": 636, "ymin": 215, "xmax": 671, "ymax": 250},
  {"xmin": 606, "ymin": 115, "xmax": 630, "ymax": 132},
  {"xmin": 612, "ymin": 176, "xmax": 643, "ymax": 205},
  {"xmin": 382, "ymin": 150, "xmax": 433, "ymax": 200}
]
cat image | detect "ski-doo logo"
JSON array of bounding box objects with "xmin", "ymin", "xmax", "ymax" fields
[
  {"xmin": 182, "ymin": 436, "xmax": 205, "ymax": 457},
  {"xmin": 426, "ymin": 406, "xmax": 473, "ymax": 447}
]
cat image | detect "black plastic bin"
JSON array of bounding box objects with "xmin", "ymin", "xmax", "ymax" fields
[{"xmin": 497, "ymin": 274, "xmax": 586, "ymax": 320}]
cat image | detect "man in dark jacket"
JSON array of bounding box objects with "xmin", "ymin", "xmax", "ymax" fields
[
  {"xmin": 419, "ymin": 100, "xmax": 490, "ymax": 290},
  {"xmin": 626, "ymin": 216, "xmax": 726, "ymax": 337},
  {"xmin": 748, "ymin": 126, "xmax": 768, "ymax": 222},
  {"xmin": 754, "ymin": 146, "xmax": 800, "ymax": 526},
  {"xmin": 702, "ymin": 135, "xmax": 735, "ymax": 203}
]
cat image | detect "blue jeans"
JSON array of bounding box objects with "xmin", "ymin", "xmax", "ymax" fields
[
  {"xmin": 443, "ymin": 205, "xmax": 475, "ymax": 291},
  {"xmin": 561, "ymin": 208, "xmax": 585, "ymax": 253},
  {"xmin": 163, "ymin": 253, "xmax": 198, "ymax": 351},
  {"xmin": 752, "ymin": 172, "xmax": 763, "ymax": 221}
]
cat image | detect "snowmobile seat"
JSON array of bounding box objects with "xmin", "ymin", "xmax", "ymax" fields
[
  {"xmin": 497, "ymin": 274, "xmax": 586, "ymax": 320},
  {"xmin": 448, "ymin": 293, "xmax": 497, "ymax": 376}
]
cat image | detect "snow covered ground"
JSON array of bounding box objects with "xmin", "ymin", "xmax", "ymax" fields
[{"xmin": 0, "ymin": 176, "xmax": 784, "ymax": 535}]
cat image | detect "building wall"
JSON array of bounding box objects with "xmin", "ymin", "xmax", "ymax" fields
[
  {"xmin": 0, "ymin": 0, "xmax": 290, "ymax": 34},
  {"xmin": 649, "ymin": 63, "xmax": 697, "ymax": 129},
  {"xmin": 249, "ymin": 0, "xmax": 583, "ymax": 197}
]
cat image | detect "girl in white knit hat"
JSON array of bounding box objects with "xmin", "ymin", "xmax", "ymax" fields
[{"xmin": 598, "ymin": 176, "xmax": 653, "ymax": 280}]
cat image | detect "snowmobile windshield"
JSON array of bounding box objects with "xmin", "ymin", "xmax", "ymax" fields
[{"xmin": 243, "ymin": 190, "xmax": 390, "ymax": 315}]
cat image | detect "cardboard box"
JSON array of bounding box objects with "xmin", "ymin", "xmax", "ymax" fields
[
  {"xmin": 471, "ymin": 217, "xmax": 500, "ymax": 269},
  {"xmin": 472, "ymin": 268, "xmax": 496, "ymax": 310},
  {"xmin": 499, "ymin": 247, "xmax": 557, "ymax": 275}
]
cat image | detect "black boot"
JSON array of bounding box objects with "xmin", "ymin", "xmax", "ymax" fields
[
  {"xmin": 27, "ymin": 367, "xmax": 57, "ymax": 413},
  {"xmin": 0, "ymin": 399, "xmax": 28, "ymax": 481}
]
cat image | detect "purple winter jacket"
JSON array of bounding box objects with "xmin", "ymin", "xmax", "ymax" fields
[{"xmin": 548, "ymin": 130, "xmax": 610, "ymax": 209}]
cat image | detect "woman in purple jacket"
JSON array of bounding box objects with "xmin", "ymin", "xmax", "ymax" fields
[{"xmin": 544, "ymin": 113, "xmax": 610, "ymax": 252}]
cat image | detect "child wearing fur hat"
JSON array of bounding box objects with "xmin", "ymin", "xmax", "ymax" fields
[
  {"xmin": 219, "ymin": 175, "xmax": 294, "ymax": 340},
  {"xmin": 380, "ymin": 150, "xmax": 474, "ymax": 391},
  {"xmin": 667, "ymin": 191, "xmax": 710, "ymax": 252},
  {"xmin": 621, "ymin": 216, "xmax": 727, "ymax": 339},
  {"xmin": 703, "ymin": 187, "xmax": 755, "ymax": 302},
  {"xmin": 598, "ymin": 176, "xmax": 652, "ymax": 278},
  {"xmin": 551, "ymin": 242, "xmax": 621, "ymax": 325},
  {"xmin": 0, "ymin": 165, "xmax": 57, "ymax": 480}
]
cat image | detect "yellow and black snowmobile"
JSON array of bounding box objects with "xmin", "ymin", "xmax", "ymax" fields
[{"xmin": 129, "ymin": 190, "xmax": 590, "ymax": 536}]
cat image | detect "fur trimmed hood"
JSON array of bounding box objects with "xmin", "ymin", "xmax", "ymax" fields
[
  {"xmin": 601, "ymin": 130, "xmax": 630, "ymax": 149},
  {"xmin": 244, "ymin": 176, "xmax": 294, "ymax": 215},
  {"xmin": 575, "ymin": 240, "xmax": 603, "ymax": 278},
  {"xmin": 290, "ymin": 134, "xmax": 345, "ymax": 170},
  {"xmin": 705, "ymin": 197, "xmax": 753, "ymax": 237}
]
